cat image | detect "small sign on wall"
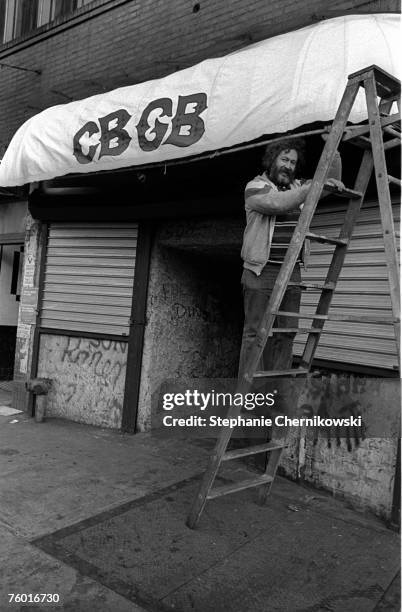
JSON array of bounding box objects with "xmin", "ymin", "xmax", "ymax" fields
[
  {"xmin": 22, "ymin": 262, "xmax": 35, "ymax": 288},
  {"xmin": 16, "ymin": 326, "xmax": 31, "ymax": 374},
  {"xmin": 21, "ymin": 287, "xmax": 38, "ymax": 305},
  {"xmin": 19, "ymin": 305, "xmax": 37, "ymax": 325},
  {"xmin": 19, "ymin": 288, "xmax": 38, "ymax": 325}
]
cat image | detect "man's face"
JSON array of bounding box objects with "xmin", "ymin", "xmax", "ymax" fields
[{"xmin": 269, "ymin": 148, "xmax": 298, "ymax": 188}]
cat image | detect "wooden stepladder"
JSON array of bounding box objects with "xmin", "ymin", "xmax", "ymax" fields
[{"xmin": 187, "ymin": 65, "xmax": 401, "ymax": 529}]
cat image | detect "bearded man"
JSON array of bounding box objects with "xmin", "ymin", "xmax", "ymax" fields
[{"xmin": 238, "ymin": 137, "xmax": 343, "ymax": 376}]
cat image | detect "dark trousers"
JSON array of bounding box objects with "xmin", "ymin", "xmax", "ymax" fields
[{"xmin": 238, "ymin": 263, "xmax": 302, "ymax": 377}]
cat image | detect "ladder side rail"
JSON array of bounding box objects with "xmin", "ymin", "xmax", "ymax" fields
[
  {"xmin": 186, "ymin": 401, "xmax": 245, "ymax": 527},
  {"xmin": 300, "ymin": 149, "xmax": 374, "ymax": 368},
  {"xmin": 301, "ymin": 91, "xmax": 397, "ymax": 370},
  {"xmin": 239, "ymin": 79, "xmax": 361, "ymax": 384},
  {"xmin": 187, "ymin": 367, "xmax": 258, "ymax": 527},
  {"xmin": 364, "ymin": 75, "xmax": 401, "ymax": 363},
  {"xmin": 258, "ymin": 446, "xmax": 283, "ymax": 505}
]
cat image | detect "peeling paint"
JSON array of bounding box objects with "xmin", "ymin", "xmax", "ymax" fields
[{"xmin": 281, "ymin": 375, "xmax": 400, "ymax": 519}]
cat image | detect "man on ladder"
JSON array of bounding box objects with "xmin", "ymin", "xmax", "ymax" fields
[
  {"xmin": 187, "ymin": 64, "xmax": 400, "ymax": 529},
  {"xmin": 239, "ymin": 138, "xmax": 343, "ymax": 377}
]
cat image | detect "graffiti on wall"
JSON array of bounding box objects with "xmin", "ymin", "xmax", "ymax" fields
[
  {"xmin": 151, "ymin": 281, "xmax": 221, "ymax": 326},
  {"xmin": 61, "ymin": 337, "xmax": 127, "ymax": 391},
  {"xmin": 37, "ymin": 335, "xmax": 128, "ymax": 428}
]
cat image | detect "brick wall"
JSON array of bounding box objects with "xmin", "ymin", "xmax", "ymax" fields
[{"xmin": 0, "ymin": 0, "xmax": 399, "ymax": 154}]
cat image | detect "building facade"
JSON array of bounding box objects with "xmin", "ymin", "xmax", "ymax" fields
[{"xmin": 0, "ymin": 0, "xmax": 400, "ymax": 521}]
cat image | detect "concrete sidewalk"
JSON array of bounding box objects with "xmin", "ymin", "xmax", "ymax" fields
[{"xmin": 0, "ymin": 411, "xmax": 400, "ymax": 612}]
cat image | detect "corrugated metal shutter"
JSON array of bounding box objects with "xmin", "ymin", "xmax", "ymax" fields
[
  {"xmin": 294, "ymin": 199, "xmax": 399, "ymax": 370},
  {"xmin": 40, "ymin": 223, "xmax": 137, "ymax": 336}
]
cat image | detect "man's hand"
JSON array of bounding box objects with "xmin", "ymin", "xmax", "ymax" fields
[
  {"xmin": 299, "ymin": 177, "xmax": 346, "ymax": 206},
  {"xmin": 325, "ymin": 177, "xmax": 345, "ymax": 191},
  {"xmin": 302, "ymin": 178, "xmax": 344, "ymax": 190}
]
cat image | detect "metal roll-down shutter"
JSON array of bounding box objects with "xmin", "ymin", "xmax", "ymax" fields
[
  {"xmin": 294, "ymin": 199, "xmax": 400, "ymax": 371},
  {"xmin": 40, "ymin": 223, "xmax": 137, "ymax": 336}
]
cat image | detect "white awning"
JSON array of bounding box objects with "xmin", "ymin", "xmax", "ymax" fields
[{"xmin": 0, "ymin": 13, "xmax": 399, "ymax": 187}]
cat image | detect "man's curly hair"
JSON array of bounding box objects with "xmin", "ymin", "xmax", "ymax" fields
[{"xmin": 261, "ymin": 137, "xmax": 305, "ymax": 175}]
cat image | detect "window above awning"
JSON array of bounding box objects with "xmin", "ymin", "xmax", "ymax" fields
[{"xmin": 0, "ymin": 13, "xmax": 399, "ymax": 187}]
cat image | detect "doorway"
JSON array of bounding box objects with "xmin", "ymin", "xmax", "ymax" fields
[
  {"xmin": 136, "ymin": 215, "xmax": 245, "ymax": 430},
  {"xmin": 0, "ymin": 240, "xmax": 24, "ymax": 381}
]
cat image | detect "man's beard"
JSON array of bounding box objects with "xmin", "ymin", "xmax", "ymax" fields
[{"xmin": 269, "ymin": 166, "xmax": 295, "ymax": 189}]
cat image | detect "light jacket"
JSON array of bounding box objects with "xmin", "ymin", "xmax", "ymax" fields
[{"xmin": 241, "ymin": 173, "xmax": 308, "ymax": 275}]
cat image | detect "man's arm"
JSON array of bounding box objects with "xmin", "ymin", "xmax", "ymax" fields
[{"xmin": 245, "ymin": 181, "xmax": 310, "ymax": 215}]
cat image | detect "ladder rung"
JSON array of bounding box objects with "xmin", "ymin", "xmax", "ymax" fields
[
  {"xmin": 388, "ymin": 175, "xmax": 401, "ymax": 188},
  {"xmin": 322, "ymin": 182, "xmax": 362, "ymax": 199},
  {"xmin": 383, "ymin": 126, "xmax": 401, "ymax": 138},
  {"xmin": 346, "ymin": 135, "xmax": 372, "ymax": 149},
  {"xmin": 343, "ymin": 112, "xmax": 400, "ymax": 142},
  {"xmin": 273, "ymin": 311, "xmax": 328, "ymax": 320},
  {"xmin": 223, "ymin": 442, "xmax": 286, "ymax": 461},
  {"xmin": 253, "ymin": 368, "xmax": 309, "ymax": 378},
  {"xmin": 274, "ymin": 312, "xmax": 397, "ymax": 324},
  {"xmin": 343, "ymin": 127, "xmax": 370, "ymax": 141},
  {"xmin": 380, "ymin": 111, "xmax": 400, "ymax": 123},
  {"xmin": 326, "ymin": 314, "xmax": 398, "ymax": 324},
  {"xmin": 288, "ymin": 281, "xmax": 335, "ymax": 290},
  {"xmin": 381, "ymin": 112, "xmax": 401, "ymax": 127},
  {"xmin": 384, "ymin": 138, "xmax": 401, "ymax": 150},
  {"xmin": 381, "ymin": 93, "xmax": 400, "ymax": 105},
  {"xmin": 271, "ymin": 327, "xmax": 321, "ymax": 334},
  {"xmin": 306, "ymin": 232, "xmax": 347, "ymax": 246},
  {"xmin": 207, "ymin": 474, "xmax": 274, "ymax": 499}
]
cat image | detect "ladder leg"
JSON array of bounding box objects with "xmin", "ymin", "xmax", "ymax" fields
[
  {"xmin": 186, "ymin": 403, "xmax": 243, "ymax": 529},
  {"xmin": 258, "ymin": 445, "xmax": 284, "ymax": 505},
  {"xmin": 364, "ymin": 76, "xmax": 401, "ymax": 365}
]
